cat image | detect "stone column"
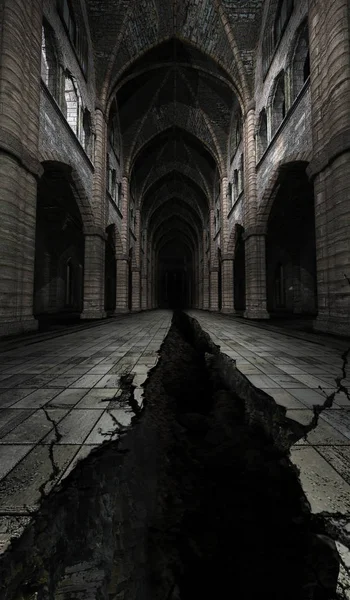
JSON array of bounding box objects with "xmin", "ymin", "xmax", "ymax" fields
[
  {"xmin": 221, "ymin": 255, "xmax": 234, "ymax": 313},
  {"xmin": 141, "ymin": 228, "xmax": 148, "ymax": 310},
  {"xmin": 131, "ymin": 269, "xmax": 141, "ymax": 312},
  {"xmin": 0, "ymin": 0, "xmax": 43, "ymax": 336},
  {"xmin": 131, "ymin": 209, "xmax": 141, "ymax": 311},
  {"xmin": 209, "ymin": 206, "xmax": 220, "ymax": 311},
  {"xmin": 244, "ymin": 231, "xmax": 269, "ymax": 319},
  {"xmin": 82, "ymin": 230, "xmax": 106, "ymax": 319},
  {"xmin": 220, "ymin": 176, "xmax": 235, "ymax": 313},
  {"xmin": 244, "ymin": 102, "xmax": 269, "ymax": 319},
  {"xmin": 202, "ymin": 230, "xmax": 210, "ymax": 310},
  {"xmin": 307, "ymin": 0, "xmax": 350, "ymax": 335},
  {"xmin": 81, "ymin": 107, "xmax": 108, "ymax": 319},
  {"xmin": 115, "ymin": 176, "xmax": 131, "ymax": 311},
  {"xmin": 116, "ymin": 257, "xmax": 129, "ymax": 313}
]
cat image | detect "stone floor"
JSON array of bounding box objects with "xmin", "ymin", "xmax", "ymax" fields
[
  {"xmin": 0, "ymin": 310, "xmax": 172, "ymax": 539},
  {"xmin": 188, "ymin": 310, "xmax": 350, "ymax": 517},
  {"xmin": 0, "ymin": 309, "xmax": 350, "ymax": 574}
]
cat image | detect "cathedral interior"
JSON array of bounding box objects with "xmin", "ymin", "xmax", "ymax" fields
[{"xmin": 0, "ymin": 0, "xmax": 350, "ymax": 598}]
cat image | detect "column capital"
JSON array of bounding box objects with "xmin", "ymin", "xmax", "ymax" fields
[
  {"xmin": 221, "ymin": 254, "xmax": 234, "ymax": 262},
  {"xmin": 244, "ymin": 99, "xmax": 256, "ymax": 117},
  {"xmin": 243, "ymin": 226, "xmax": 266, "ymax": 240},
  {"xmin": 84, "ymin": 226, "xmax": 107, "ymax": 241}
]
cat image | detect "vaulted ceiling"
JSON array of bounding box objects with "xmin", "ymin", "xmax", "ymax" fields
[{"xmin": 85, "ymin": 0, "xmax": 265, "ymax": 276}]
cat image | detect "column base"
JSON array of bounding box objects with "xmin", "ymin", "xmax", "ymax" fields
[
  {"xmin": 81, "ymin": 310, "xmax": 107, "ymax": 320},
  {"xmin": 221, "ymin": 307, "xmax": 234, "ymax": 314},
  {"xmin": 244, "ymin": 309, "xmax": 270, "ymax": 320},
  {"xmin": 115, "ymin": 307, "xmax": 129, "ymax": 314},
  {"xmin": 0, "ymin": 317, "xmax": 38, "ymax": 338}
]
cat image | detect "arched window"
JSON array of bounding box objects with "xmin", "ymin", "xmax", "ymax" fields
[
  {"xmin": 233, "ymin": 169, "xmax": 239, "ymax": 201},
  {"xmin": 257, "ymin": 109, "xmax": 268, "ymax": 160},
  {"xmin": 82, "ymin": 108, "xmax": 92, "ymax": 157},
  {"xmin": 65, "ymin": 259, "xmax": 73, "ymax": 306},
  {"xmin": 64, "ymin": 73, "xmax": 80, "ymax": 136},
  {"xmin": 292, "ymin": 24, "xmax": 310, "ymax": 101},
  {"xmin": 271, "ymin": 74, "xmax": 286, "ymax": 136},
  {"xmin": 274, "ymin": 0, "xmax": 294, "ymax": 45},
  {"xmin": 230, "ymin": 111, "xmax": 242, "ymax": 159},
  {"xmin": 238, "ymin": 154, "xmax": 244, "ymax": 195},
  {"xmin": 41, "ymin": 23, "xmax": 59, "ymax": 101}
]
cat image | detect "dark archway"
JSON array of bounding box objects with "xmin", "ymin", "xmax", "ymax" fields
[
  {"xmin": 128, "ymin": 247, "xmax": 133, "ymax": 311},
  {"xmin": 266, "ymin": 163, "xmax": 318, "ymax": 317},
  {"xmin": 218, "ymin": 248, "xmax": 222, "ymax": 311},
  {"xmin": 33, "ymin": 163, "xmax": 84, "ymax": 327},
  {"xmin": 104, "ymin": 225, "xmax": 116, "ymax": 313},
  {"xmin": 234, "ymin": 225, "xmax": 246, "ymax": 312},
  {"xmin": 158, "ymin": 242, "xmax": 193, "ymax": 309}
]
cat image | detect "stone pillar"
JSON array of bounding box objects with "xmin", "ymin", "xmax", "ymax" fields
[
  {"xmin": 81, "ymin": 231, "xmax": 106, "ymax": 319},
  {"xmin": 81, "ymin": 107, "xmax": 108, "ymax": 319},
  {"xmin": 244, "ymin": 232, "xmax": 269, "ymax": 319},
  {"xmin": 116, "ymin": 176, "xmax": 131, "ymax": 311},
  {"xmin": 131, "ymin": 269, "xmax": 141, "ymax": 312},
  {"xmin": 116, "ymin": 257, "xmax": 129, "ymax": 312},
  {"xmin": 219, "ymin": 176, "xmax": 235, "ymax": 313},
  {"xmin": 202, "ymin": 229, "xmax": 210, "ymax": 310},
  {"xmin": 210, "ymin": 270, "xmax": 219, "ymax": 310},
  {"xmin": 244, "ymin": 103, "xmax": 269, "ymax": 319},
  {"xmin": 141, "ymin": 228, "xmax": 148, "ymax": 310},
  {"xmin": 221, "ymin": 256, "xmax": 234, "ymax": 313},
  {"xmin": 0, "ymin": 0, "xmax": 43, "ymax": 336},
  {"xmin": 209, "ymin": 205, "xmax": 220, "ymax": 311},
  {"xmin": 307, "ymin": 0, "xmax": 350, "ymax": 335},
  {"xmin": 132, "ymin": 209, "xmax": 141, "ymax": 311}
]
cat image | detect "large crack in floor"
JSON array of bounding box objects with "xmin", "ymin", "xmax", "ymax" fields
[{"xmin": 0, "ymin": 312, "xmax": 349, "ymax": 599}]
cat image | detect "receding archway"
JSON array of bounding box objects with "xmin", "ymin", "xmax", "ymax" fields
[
  {"xmin": 266, "ymin": 163, "xmax": 318, "ymax": 317},
  {"xmin": 158, "ymin": 241, "xmax": 193, "ymax": 309}
]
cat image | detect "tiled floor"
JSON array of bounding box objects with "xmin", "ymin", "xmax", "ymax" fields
[
  {"xmin": 0, "ymin": 309, "xmax": 349, "ymax": 554},
  {"xmin": 0, "ymin": 311, "xmax": 172, "ymax": 523},
  {"xmin": 188, "ymin": 310, "xmax": 350, "ymax": 516}
]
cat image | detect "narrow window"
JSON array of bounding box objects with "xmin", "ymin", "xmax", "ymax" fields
[
  {"xmin": 83, "ymin": 109, "xmax": 92, "ymax": 156},
  {"xmin": 274, "ymin": 0, "xmax": 294, "ymax": 45},
  {"xmin": 272, "ymin": 74, "xmax": 286, "ymax": 135},
  {"xmin": 64, "ymin": 74, "xmax": 79, "ymax": 135},
  {"xmin": 292, "ymin": 24, "xmax": 310, "ymax": 101},
  {"xmin": 41, "ymin": 23, "xmax": 59, "ymax": 101},
  {"xmin": 257, "ymin": 109, "xmax": 268, "ymax": 160}
]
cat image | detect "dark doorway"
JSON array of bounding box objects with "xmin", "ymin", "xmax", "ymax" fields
[
  {"xmin": 218, "ymin": 248, "xmax": 222, "ymax": 311},
  {"xmin": 234, "ymin": 224, "xmax": 246, "ymax": 312},
  {"xmin": 266, "ymin": 163, "xmax": 318, "ymax": 317},
  {"xmin": 128, "ymin": 247, "xmax": 133, "ymax": 311},
  {"xmin": 34, "ymin": 162, "xmax": 84, "ymax": 327}
]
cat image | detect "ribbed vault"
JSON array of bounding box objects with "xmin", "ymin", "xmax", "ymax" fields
[
  {"xmin": 85, "ymin": 0, "xmax": 264, "ymax": 308},
  {"xmin": 117, "ymin": 37, "xmax": 238, "ymax": 308}
]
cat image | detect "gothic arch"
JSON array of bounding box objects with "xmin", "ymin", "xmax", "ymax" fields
[
  {"xmin": 257, "ymin": 152, "xmax": 312, "ymax": 231},
  {"xmin": 39, "ymin": 158, "xmax": 96, "ymax": 229}
]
